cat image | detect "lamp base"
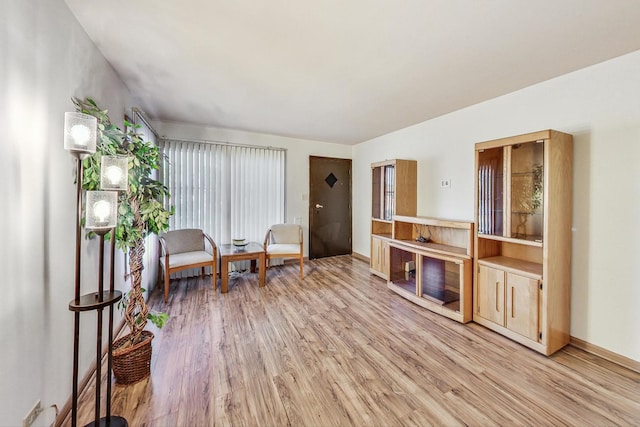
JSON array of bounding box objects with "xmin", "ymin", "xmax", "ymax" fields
[{"xmin": 84, "ymin": 415, "xmax": 128, "ymax": 427}]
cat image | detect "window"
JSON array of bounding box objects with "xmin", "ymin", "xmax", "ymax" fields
[{"xmin": 160, "ymin": 139, "xmax": 286, "ymax": 250}]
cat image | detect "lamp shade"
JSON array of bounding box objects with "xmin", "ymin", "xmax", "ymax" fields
[
  {"xmin": 100, "ymin": 155, "xmax": 129, "ymax": 191},
  {"xmin": 85, "ymin": 191, "xmax": 118, "ymax": 230},
  {"xmin": 64, "ymin": 112, "xmax": 97, "ymax": 154}
]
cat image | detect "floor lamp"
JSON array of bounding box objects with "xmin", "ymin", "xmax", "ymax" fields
[{"xmin": 64, "ymin": 113, "xmax": 128, "ymax": 427}]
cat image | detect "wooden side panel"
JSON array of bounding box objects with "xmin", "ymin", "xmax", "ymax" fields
[
  {"xmin": 460, "ymin": 259, "xmax": 473, "ymax": 322},
  {"xmin": 395, "ymin": 160, "xmax": 417, "ymax": 216},
  {"xmin": 543, "ymin": 132, "xmax": 573, "ymax": 353}
]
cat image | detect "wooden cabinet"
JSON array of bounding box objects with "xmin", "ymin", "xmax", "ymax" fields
[
  {"xmin": 477, "ymin": 265, "xmax": 540, "ymax": 341},
  {"xmin": 473, "ymin": 129, "xmax": 573, "ymax": 355},
  {"xmin": 370, "ymin": 235, "xmax": 390, "ymax": 278},
  {"xmin": 370, "ymin": 159, "xmax": 416, "ymax": 279},
  {"xmin": 387, "ymin": 216, "xmax": 474, "ymax": 323}
]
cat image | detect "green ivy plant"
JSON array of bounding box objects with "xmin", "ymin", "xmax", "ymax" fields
[{"xmin": 73, "ymin": 97, "xmax": 173, "ymax": 347}]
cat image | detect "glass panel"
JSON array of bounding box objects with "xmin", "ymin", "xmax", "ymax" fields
[
  {"xmin": 389, "ymin": 245, "xmax": 416, "ymax": 294},
  {"xmin": 477, "ymin": 148, "xmax": 504, "ymax": 236},
  {"xmin": 420, "ymin": 256, "xmax": 460, "ymax": 305},
  {"xmin": 383, "ymin": 165, "xmax": 395, "ymax": 220},
  {"xmin": 372, "ymin": 167, "xmax": 382, "ymax": 219},
  {"xmin": 510, "ymin": 141, "xmax": 544, "ymax": 242}
]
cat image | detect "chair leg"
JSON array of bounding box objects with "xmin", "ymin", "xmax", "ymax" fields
[
  {"xmin": 212, "ymin": 260, "xmax": 217, "ymax": 291},
  {"xmin": 299, "ymin": 255, "xmax": 304, "ymax": 279},
  {"xmin": 164, "ymin": 266, "xmax": 170, "ymax": 303}
]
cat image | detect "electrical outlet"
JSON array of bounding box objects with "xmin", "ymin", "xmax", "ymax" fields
[
  {"xmin": 440, "ymin": 179, "xmax": 451, "ymax": 189},
  {"xmin": 23, "ymin": 400, "xmax": 41, "ymax": 427}
]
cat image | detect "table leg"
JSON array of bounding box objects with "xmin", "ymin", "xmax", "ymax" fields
[
  {"xmin": 250, "ymin": 259, "xmax": 257, "ymax": 273},
  {"xmin": 259, "ymin": 252, "xmax": 265, "ymax": 287},
  {"xmin": 221, "ymin": 256, "xmax": 229, "ymax": 293}
]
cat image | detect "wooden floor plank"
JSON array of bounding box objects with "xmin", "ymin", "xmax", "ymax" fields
[{"xmin": 66, "ymin": 255, "xmax": 640, "ymax": 427}]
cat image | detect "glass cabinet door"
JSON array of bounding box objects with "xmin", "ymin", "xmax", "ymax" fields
[
  {"xmin": 509, "ymin": 141, "xmax": 544, "ymax": 242},
  {"xmin": 372, "ymin": 164, "xmax": 396, "ymax": 220},
  {"xmin": 383, "ymin": 165, "xmax": 395, "ymax": 220},
  {"xmin": 477, "ymin": 147, "xmax": 504, "ymax": 236}
]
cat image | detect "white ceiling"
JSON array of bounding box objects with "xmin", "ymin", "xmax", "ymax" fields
[{"xmin": 64, "ymin": 0, "xmax": 640, "ymax": 145}]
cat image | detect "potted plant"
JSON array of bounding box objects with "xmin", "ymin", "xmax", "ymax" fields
[{"xmin": 73, "ymin": 97, "xmax": 173, "ymax": 384}]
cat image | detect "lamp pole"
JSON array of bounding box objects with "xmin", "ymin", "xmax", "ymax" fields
[{"xmin": 65, "ymin": 113, "xmax": 128, "ymax": 427}]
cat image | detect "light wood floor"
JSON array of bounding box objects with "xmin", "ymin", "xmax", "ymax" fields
[{"xmin": 70, "ymin": 255, "xmax": 640, "ymax": 426}]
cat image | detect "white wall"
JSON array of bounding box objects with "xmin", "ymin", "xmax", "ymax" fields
[
  {"xmin": 2, "ymin": 3, "xmax": 637, "ymax": 425},
  {"xmin": 353, "ymin": 50, "xmax": 640, "ymax": 362},
  {"xmin": 152, "ymin": 121, "xmax": 353, "ymax": 257},
  {"xmin": 0, "ymin": 1, "xmax": 138, "ymax": 425}
]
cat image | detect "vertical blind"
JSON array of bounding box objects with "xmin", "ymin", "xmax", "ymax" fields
[{"xmin": 160, "ymin": 139, "xmax": 286, "ymax": 252}]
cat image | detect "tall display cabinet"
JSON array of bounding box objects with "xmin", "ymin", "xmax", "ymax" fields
[
  {"xmin": 370, "ymin": 159, "xmax": 417, "ymax": 279},
  {"xmin": 473, "ymin": 129, "xmax": 573, "ymax": 355}
]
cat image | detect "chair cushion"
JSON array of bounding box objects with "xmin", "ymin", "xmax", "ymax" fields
[
  {"xmin": 163, "ymin": 229, "xmax": 205, "ymax": 254},
  {"xmin": 267, "ymin": 243, "xmax": 300, "ymax": 255},
  {"xmin": 270, "ymin": 224, "xmax": 301, "ymax": 244},
  {"xmin": 161, "ymin": 251, "xmax": 214, "ymax": 268}
]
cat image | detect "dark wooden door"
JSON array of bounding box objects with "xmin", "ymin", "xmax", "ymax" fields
[{"xmin": 309, "ymin": 156, "xmax": 352, "ymax": 259}]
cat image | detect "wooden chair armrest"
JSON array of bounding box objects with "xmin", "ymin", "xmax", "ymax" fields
[
  {"xmin": 159, "ymin": 236, "xmax": 169, "ymax": 256},
  {"xmin": 203, "ymin": 233, "xmax": 218, "ymax": 256},
  {"xmin": 263, "ymin": 229, "xmax": 271, "ymax": 250}
]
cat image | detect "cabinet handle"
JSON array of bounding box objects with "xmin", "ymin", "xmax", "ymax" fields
[
  {"xmin": 511, "ymin": 286, "xmax": 515, "ymax": 318},
  {"xmin": 495, "ymin": 282, "xmax": 499, "ymax": 312}
]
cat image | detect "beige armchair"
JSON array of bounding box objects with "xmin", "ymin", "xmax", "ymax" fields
[
  {"xmin": 159, "ymin": 229, "xmax": 218, "ymax": 302},
  {"xmin": 263, "ymin": 224, "xmax": 304, "ymax": 279}
]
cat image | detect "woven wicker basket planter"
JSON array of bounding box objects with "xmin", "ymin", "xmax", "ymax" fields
[{"xmin": 112, "ymin": 330, "xmax": 154, "ymax": 385}]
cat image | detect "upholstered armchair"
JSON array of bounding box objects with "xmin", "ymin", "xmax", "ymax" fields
[
  {"xmin": 263, "ymin": 224, "xmax": 304, "ymax": 279},
  {"xmin": 159, "ymin": 229, "xmax": 218, "ymax": 302}
]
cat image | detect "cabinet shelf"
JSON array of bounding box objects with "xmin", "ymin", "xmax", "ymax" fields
[
  {"xmin": 477, "ymin": 233, "xmax": 543, "ymax": 247},
  {"xmin": 478, "ymin": 256, "xmax": 542, "ymax": 279},
  {"xmin": 392, "ymin": 239, "xmax": 470, "ymax": 259},
  {"xmin": 371, "ymin": 218, "xmax": 393, "ymax": 224},
  {"xmin": 372, "ymin": 232, "xmax": 393, "ymax": 239}
]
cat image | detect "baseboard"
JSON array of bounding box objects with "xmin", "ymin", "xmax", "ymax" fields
[
  {"xmin": 569, "ymin": 337, "xmax": 639, "ymax": 373},
  {"xmin": 350, "ymin": 252, "xmax": 369, "ymax": 263},
  {"xmin": 56, "ymin": 318, "xmax": 127, "ymax": 427}
]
